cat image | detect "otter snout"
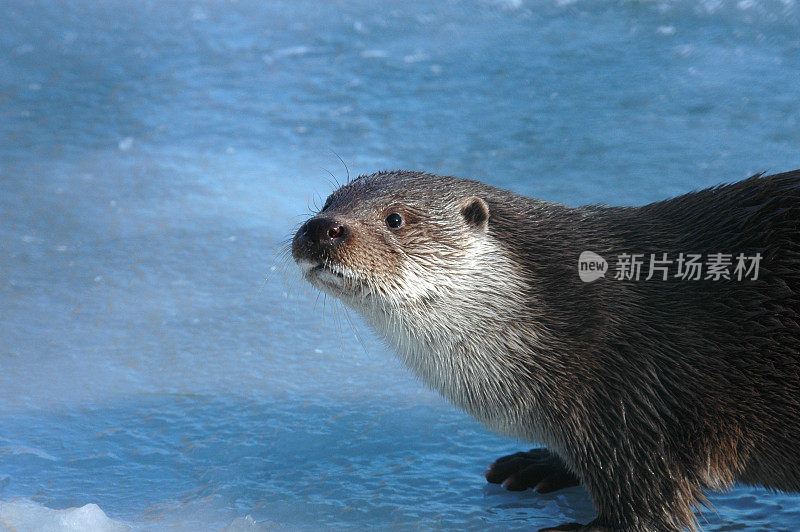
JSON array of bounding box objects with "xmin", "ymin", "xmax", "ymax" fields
[
  {"xmin": 292, "ymin": 216, "xmax": 349, "ymax": 265},
  {"xmin": 297, "ymin": 217, "xmax": 348, "ymax": 244}
]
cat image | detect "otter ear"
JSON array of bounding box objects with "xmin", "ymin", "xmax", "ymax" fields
[{"xmin": 460, "ymin": 196, "xmax": 489, "ymax": 231}]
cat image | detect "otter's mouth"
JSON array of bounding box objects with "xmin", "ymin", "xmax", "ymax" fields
[
  {"xmin": 297, "ymin": 259, "xmax": 348, "ymax": 289},
  {"xmin": 311, "ymin": 263, "xmax": 345, "ymax": 280}
]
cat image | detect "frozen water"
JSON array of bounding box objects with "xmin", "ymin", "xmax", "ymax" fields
[
  {"xmin": 1, "ymin": 0, "xmax": 799, "ymax": 530},
  {"xmin": 0, "ymin": 501, "xmax": 130, "ymax": 532}
]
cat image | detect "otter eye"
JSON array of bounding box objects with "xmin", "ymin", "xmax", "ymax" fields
[{"xmin": 385, "ymin": 212, "xmax": 403, "ymax": 229}]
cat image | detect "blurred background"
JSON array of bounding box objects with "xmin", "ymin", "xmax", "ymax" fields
[{"xmin": 1, "ymin": 0, "xmax": 798, "ymax": 530}]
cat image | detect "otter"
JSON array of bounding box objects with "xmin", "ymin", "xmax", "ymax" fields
[{"xmin": 291, "ymin": 169, "xmax": 800, "ymax": 531}]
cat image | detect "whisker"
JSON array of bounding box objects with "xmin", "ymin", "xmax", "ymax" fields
[
  {"xmin": 342, "ymin": 305, "xmax": 370, "ymax": 358},
  {"xmin": 313, "ymin": 289, "xmax": 324, "ymax": 313},
  {"xmin": 322, "ymin": 167, "xmax": 341, "ymax": 190},
  {"xmin": 330, "ymin": 148, "xmax": 351, "ymax": 184}
]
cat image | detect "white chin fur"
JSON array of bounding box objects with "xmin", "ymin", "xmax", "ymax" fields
[
  {"xmin": 315, "ymin": 268, "xmax": 345, "ymax": 288},
  {"xmin": 296, "ymin": 259, "xmax": 348, "ymax": 290},
  {"xmin": 295, "ymin": 259, "xmax": 318, "ymax": 275}
]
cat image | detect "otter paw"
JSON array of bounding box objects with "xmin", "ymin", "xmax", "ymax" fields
[
  {"xmin": 485, "ymin": 448, "xmax": 580, "ymax": 493},
  {"xmin": 537, "ymin": 523, "xmax": 584, "ymax": 532},
  {"xmin": 538, "ymin": 522, "xmax": 610, "ymax": 532}
]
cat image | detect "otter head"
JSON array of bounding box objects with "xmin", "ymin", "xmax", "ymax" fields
[{"xmin": 291, "ymin": 170, "xmax": 498, "ymax": 315}]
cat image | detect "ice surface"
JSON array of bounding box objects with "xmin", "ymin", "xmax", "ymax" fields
[
  {"xmin": 1, "ymin": 0, "xmax": 799, "ymax": 530},
  {"xmin": 0, "ymin": 501, "xmax": 130, "ymax": 532}
]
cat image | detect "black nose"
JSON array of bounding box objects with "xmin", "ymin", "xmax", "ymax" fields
[{"xmin": 296, "ymin": 217, "xmax": 348, "ymax": 244}]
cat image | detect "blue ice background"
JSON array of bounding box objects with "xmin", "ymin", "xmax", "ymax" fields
[{"xmin": 1, "ymin": 0, "xmax": 799, "ymax": 530}]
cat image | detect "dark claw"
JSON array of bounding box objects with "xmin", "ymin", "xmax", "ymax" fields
[
  {"xmin": 538, "ymin": 523, "xmax": 585, "ymax": 532},
  {"xmin": 539, "ymin": 519, "xmax": 611, "ymax": 532},
  {"xmin": 485, "ymin": 448, "xmax": 580, "ymax": 493}
]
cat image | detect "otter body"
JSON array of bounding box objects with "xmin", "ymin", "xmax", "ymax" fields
[{"xmin": 291, "ymin": 170, "xmax": 800, "ymax": 531}]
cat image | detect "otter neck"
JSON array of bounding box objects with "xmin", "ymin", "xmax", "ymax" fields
[{"xmin": 359, "ymin": 236, "xmax": 556, "ymax": 445}]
